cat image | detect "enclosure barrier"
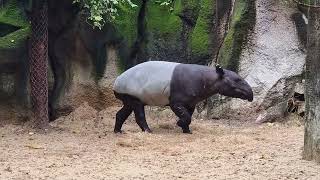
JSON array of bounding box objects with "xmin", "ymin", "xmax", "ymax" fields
[{"xmin": 29, "ymin": 0, "xmax": 49, "ymax": 128}]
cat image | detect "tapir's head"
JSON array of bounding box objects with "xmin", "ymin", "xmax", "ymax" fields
[{"xmin": 214, "ymin": 65, "xmax": 253, "ymax": 102}]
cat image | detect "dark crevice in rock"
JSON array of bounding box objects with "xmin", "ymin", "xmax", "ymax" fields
[
  {"xmin": 178, "ymin": 8, "xmax": 198, "ymax": 27},
  {"xmin": 218, "ymin": 0, "xmax": 256, "ymax": 72},
  {"xmin": 178, "ymin": 2, "xmax": 201, "ymax": 63},
  {"xmin": 291, "ymin": 12, "xmax": 308, "ymax": 49},
  {"xmin": 0, "ymin": 23, "xmax": 20, "ymax": 37},
  {"xmin": 212, "ymin": 0, "xmax": 233, "ymax": 64},
  {"xmin": 128, "ymin": 0, "xmax": 148, "ymax": 68}
]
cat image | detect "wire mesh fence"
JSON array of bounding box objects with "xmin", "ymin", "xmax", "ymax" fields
[{"xmin": 29, "ymin": 0, "xmax": 49, "ymax": 128}]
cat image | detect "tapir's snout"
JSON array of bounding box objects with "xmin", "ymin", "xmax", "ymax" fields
[
  {"xmin": 244, "ymin": 83, "xmax": 254, "ymax": 102},
  {"xmin": 247, "ymin": 89, "xmax": 253, "ymax": 102},
  {"xmin": 236, "ymin": 79, "xmax": 253, "ymax": 102}
]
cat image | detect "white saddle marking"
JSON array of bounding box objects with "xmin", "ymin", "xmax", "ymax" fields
[{"xmin": 113, "ymin": 61, "xmax": 180, "ymax": 106}]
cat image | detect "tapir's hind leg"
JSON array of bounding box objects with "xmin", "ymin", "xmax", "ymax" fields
[
  {"xmin": 170, "ymin": 103, "xmax": 194, "ymax": 134},
  {"xmin": 114, "ymin": 104, "xmax": 132, "ymax": 133},
  {"xmin": 114, "ymin": 92, "xmax": 133, "ymax": 133},
  {"xmin": 114, "ymin": 92, "xmax": 151, "ymax": 133}
]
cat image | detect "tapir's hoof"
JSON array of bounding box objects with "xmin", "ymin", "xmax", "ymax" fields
[
  {"xmin": 183, "ymin": 129, "xmax": 192, "ymax": 134},
  {"xmin": 144, "ymin": 129, "xmax": 152, "ymax": 133},
  {"xmin": 114, "ymin": 129, "xmax": 123, "ymax": 134},
  {"xmin": 176, "ymin": 120, "xmax": 185, "ymax": 128}
]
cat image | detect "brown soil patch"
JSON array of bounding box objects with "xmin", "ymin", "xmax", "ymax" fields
[{"xmin": 63, "ymin": 84, "xmax": 121, "ymax": 111}]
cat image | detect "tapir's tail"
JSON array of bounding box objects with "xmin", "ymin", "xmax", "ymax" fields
[
  {"xmin": 113, "ymin": 91, "xmax": 130, "ymax": 102},
  {"xmin": 114, "ymin": 91, "xmax": 121, "ymax": 100}
]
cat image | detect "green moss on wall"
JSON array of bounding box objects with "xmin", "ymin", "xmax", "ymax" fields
[
  {"xmin": 190, "ymin": 0, "xmax": 214, "ymax": 58},
  {"xmin": 147, "ymin": 0, "xmax": 182, "ymax": 42},
  {"xmin": 142, "ymin": 0, "xmax": 186, "ymax": 62},
  {"xmin": 178, "ymin": 0, "xmax": 201, "ymax": 26},
  {"xmin": 111, "ymin": 0, "xmax": 141, "ymax": 72},
  {"xmin": 0, "ymin": 0, "xmax": 30, "ymax": 49},
  {"xmin": 146, "ymin": 0, "xmax": 210, "ymax": 63},
  {"xmin": 0, "ymin": 0, "xmax": 29, "ymax": 27},
  {"xmin": 0, "ymin": 23, "xmax": 19, "ymax": 37},
  {"xmin": 0, "ymin": 26, "xmax": 30, "ymax": 49},
  {"xmin": 114, "ymin": 0, "xmax": 202, "ymax": 68},
  {"xmin": 113, "ymin": 0, "xmax": 141, "ymax": 47},
  {"xmin": 218, "ymin": 0, "xmax": 256, "ymax": 72}
]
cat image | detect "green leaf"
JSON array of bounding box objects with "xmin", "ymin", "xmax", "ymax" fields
[{"xmin": 93, "ymin": 15, "xmax": 103, "ymax": 21}]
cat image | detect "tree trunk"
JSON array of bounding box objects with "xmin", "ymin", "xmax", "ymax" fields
[
  {"xmin": 303, "ymin": 4, "xmax": 320, "ymax": 163},
  {"xmin": 29, "ymin": 0, "xmax": 49, "ymax": 129}
]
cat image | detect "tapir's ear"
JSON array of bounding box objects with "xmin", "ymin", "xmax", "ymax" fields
[{"xmin": 215, "ymin": 64, "xmax": 225, "ymax": 76}]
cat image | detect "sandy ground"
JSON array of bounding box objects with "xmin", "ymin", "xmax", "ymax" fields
[{"xmin": 0, "ymin": 103, "xmax": 320, "ymax": 180}]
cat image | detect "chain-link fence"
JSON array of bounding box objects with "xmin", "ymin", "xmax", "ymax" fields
[{"xmin": 29, "ymin": 0, "xmax": 49, "ymax": 128}]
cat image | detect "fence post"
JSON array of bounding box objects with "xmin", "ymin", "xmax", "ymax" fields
[{"xmin": 29, "ymin": 0, "xmax": 49, "ymax": 129}]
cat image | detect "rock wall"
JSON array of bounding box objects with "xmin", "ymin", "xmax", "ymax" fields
[
  {"xmin": 206, "ymin": 0, "xmax": 306, "ymax": 123},
  {"xmin": 0, "ymin": 0, "xmax": 30, "ymax": 106}
]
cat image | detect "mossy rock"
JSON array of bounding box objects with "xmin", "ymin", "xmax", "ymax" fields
[
  {"xmin": 113, "ymin": 0, "xmax": 141, "ymax": 47},
  {"xmin": 178, "ymin": 0, "xmax": 201, "ymax": 26},
  {"xmin": 145, "ymin": 0, "xmax": 210, "ymax": 63},
  {"xmin": 111, "ymin": 0, "xmax": 141, "ymax": 71},
  {"xmin": 190, "ymin": 0, "xmax": 214, "ymax": 64},
  {"xmin": 0, "ymin": 0, "xmax": 30, "ymax": 50},
  {"xmin": 147, "ymin": 0, "xmax": 182, "ymax": 39},
  {"xmin": 112, "ymin": 0, "xmax": 216, "ymax": 66},
  {"xmin": 0, "ymin": 0, "xmax": 29, "ymax": 105},
  {"xmin": 0, "ymin": 26, "xmax": 30, "ymax": 49},
  {"xmin": 218, "ymin": 0, "xmax": 256, "ymax": 72},
  {"xmin": 145, "ymin": 0, "xmax": 183, "ymax": 62}
]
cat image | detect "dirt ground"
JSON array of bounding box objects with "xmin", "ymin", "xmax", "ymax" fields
[{"xmin": 1, "ymin": 103, "xmax": 320, "ymax": 180}]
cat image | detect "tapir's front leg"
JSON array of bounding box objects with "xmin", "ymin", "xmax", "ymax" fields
[
  {"xmin": 133, "ymin": 103, "xmax": 152, "ymax": 133},
  {"xmin": 170, "ymin": 103, "xmax": 194, "ymax": 134}
]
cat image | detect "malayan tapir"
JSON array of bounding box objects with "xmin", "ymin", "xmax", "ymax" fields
[{"xmin": 113, "ymin": 61, "xmax": 253, "ymax": 134}]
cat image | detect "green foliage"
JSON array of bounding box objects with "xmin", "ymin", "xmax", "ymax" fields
[{"xmin": 73, "ymin": 0, "xmax": 138, "ymax": 29}]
